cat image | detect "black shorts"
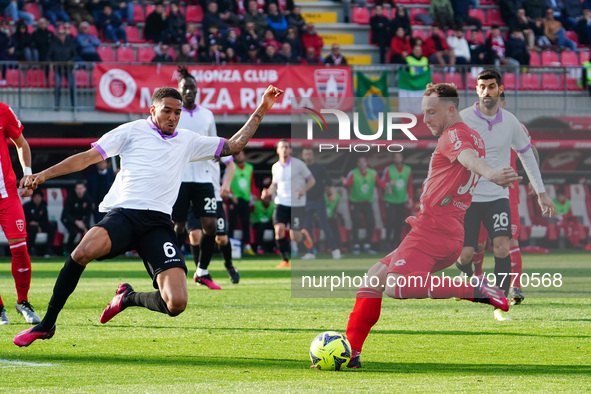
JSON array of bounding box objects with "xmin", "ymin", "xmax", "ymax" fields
[
  {"xmin": 187, "ymin": 200, "xmax": 227, "ymax": 236},
  {"xmin": 272, "ymin": 204, "xmax": 305, "ymax": 231},
  {"xmin": 172, "ymin": 182, "xmax": 217, "ymax": 222},
  {"xmin": 96, "ymin": 208, "xmax": 187, "ymax": 289},
  {"xmin": 463, "ymin": 198, "xmax": 512, "ymax": 248}
]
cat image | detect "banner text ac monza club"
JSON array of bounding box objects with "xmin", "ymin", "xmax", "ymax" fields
[{"xmin": 94, "ymin": 64, "xmax": 353, "ymax": 114}]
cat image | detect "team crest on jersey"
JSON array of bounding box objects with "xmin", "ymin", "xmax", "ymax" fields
[
  {"xmin": 314, "ymin": 69, "xmax": 347, "ymax": 108},
  {"xmin": 16, "ymin": 219, "xmax": 24, "ymax": 232}
]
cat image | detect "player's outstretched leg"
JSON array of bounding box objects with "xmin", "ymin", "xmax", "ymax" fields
[{"xmin": 345, "ymin": 262, "xmax": 387, "ymax": 369}]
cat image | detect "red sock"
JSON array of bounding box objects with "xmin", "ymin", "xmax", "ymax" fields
[
  {"xmin": 396, "ymin": 272, "xmax": 475, "ymax": 300},
  {"xmin": 0, "ymin": 293, "xmax": 3, "ymax": 306},
  {"xmin": 510, "ymin": 246, "xmax": 522, "ymax": 288},
  {"xmin": 346, "ymin": 288, "xmax": 382, "ymax": 353},
  {"xmin": 10, "ymin": 241, "xmax": 31, "ymax": 304},
  {"xmin": 473, "ymin": 249, "xmax": 485, "ymax": 276}
]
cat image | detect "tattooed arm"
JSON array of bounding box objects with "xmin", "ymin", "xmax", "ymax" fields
[{"xmin": 220, "ymin": 85, "xmax": 284, "ymax": 156}]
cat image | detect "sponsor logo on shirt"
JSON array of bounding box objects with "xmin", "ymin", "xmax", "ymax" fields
[{"xmin": 452, "ymin": 200, "xmax": 469, "ymax": 211}]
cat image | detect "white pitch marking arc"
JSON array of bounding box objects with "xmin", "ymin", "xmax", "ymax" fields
[{"xmin": 0, "ymin": 359, "xmax": 57, "ymax": 368}]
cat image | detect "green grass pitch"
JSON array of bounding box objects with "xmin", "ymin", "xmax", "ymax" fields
[{"xmin": 0, "ymin": 252, "xmax": 590, "ymax": 392}]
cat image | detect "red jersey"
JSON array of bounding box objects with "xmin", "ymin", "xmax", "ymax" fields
[
  {"xmin": 0, "ymin": 103, "xmax": 24, "ymax": 199},
  {"xmin": 509, "ymin": 123, "xmax": 531, "ymax": 205},
  {"xmin": 410, "ymin": 122, "xmax": 485, "ymax": 241}
]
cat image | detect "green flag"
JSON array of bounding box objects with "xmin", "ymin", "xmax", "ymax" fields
[
  {"xmin": 399, "ymin": 68, "xmax": 432, "ymax": 113},
  {"xmin": 356, "ymin": 71, "xmax": 389, "ymax": 137}
]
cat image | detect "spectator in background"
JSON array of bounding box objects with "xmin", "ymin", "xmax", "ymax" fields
[
  {"xmin": 240, "ymin": 21, "xmax": 260, "ymax": 58},
  {"xmin": 62, "ymin": 21, "xmax": 77, "ymax": 45},
  {"xmin": 243, "ymin": 0, "xmax": 268, "ymax": 37},
  {"xmin": 152, "ymin": 41, "xmax": 174, "ymax": 63},
  {"xmin": 144, "ymin": 1, "xmax": 168, "ymax": 42},
  {"xmin": 575, "ymin": 8, "xmax": 591, "ymax": 46},
  {"xmin": 390, "ymin": 26, "xmax": 410, "ymax": 64},
  {"xmin": 342, "ymin": 156, "xmax": 386, "ymax": 255},
  {"xmin": 23, "ymin": 189, "xmax": 56, "ymax": 257},
  {"xmin": 32, "ymin": 17, "xmax": 56, "ymax": 61},
  {"xmin": 499, "ymin": 0, "xmax": 521, "ymax": 27},
  {"xmin": 485, "ymin": 24, "xmax": 510, "ymax": 65},
  {"xmin": 370, "ymin": 4, "xmax": 390, "ymax": 64},
  {"xmin": 552, "ymin": 187, "xmax": 585, "ymax": 248},
  {"xmin": 14, "ymin": 20, "xmax": 38, "ymax": 61},
  {"xmin": 61, "ymin": 181, "xmax": 92, "ymax": 254},
  {"xmin": 446, "ymin": 27, "xmax": 471, "ymax": 65},
  {"xmin": 301, "ymin": 24, "xmax": 323, "ymax": 57},
  {"xmin": 76, "ymin": 21, "xmax": 102, "ymax": 62},
  {"xmin": 525, "ymin": 0, "xmax": 548, "ymax": 19},
  {"xmin": 65, "ymin": 0, "xmax": 95, "ymax": 26},
  {"xmin": 199, "ymin": 39, "xmax": 226, "ymax": 63},
  {"xmin": 430, "ymin": 0, "xmax": 454, "ymax": 30},
  {"xmin": 533, "ymin": 16, "xmax": 552, "ymax": 48},
  {"xmin": 506, "ymin": 29, "xmax": 530, "ymax": 66},
  {"xmin": 266, "ymin": 2, "xmax": 288, "ymax": 41},
  {"xmin": 324, "ymin": 186, "xmax": 342, "ymax": 253},
  {"xmin": 280, "ymin": 41, "xmax": 299, "ymax": 64},
  {"xmin": 162, "ymin": 1, "xmax": 187, "ymax": 44},
  {"xmin": 324, "ymin": 43, "xmax": 348, "ymax": 65},
  {"xmin": 202, "ymin": 1, "xmax": 228, "ymax": 36},
  {"xmin": 468, "ymin": 29, "xmax": 486, "ymax": 64},
  {"xmin": 545, "ymin": 0, "xmax": 564, "ymax": 23},
  {"xmin": 98, "ymin": 4, "xmax": 128, "ymax": 46},
  {"xmin": 48, "ymin": 26, "xmax": 77, "ymax": 108},
  {"xmin": 544, "ymin": 8, "xmax": 576, "ymax": 51},
  {"xmin": 244, "ymin": 42, "xmax": 260, "ymax": 63},
  {"xmin": 42, "ymin": 0, "xmax": 71, "ymax": 27},
  {"xmin": 2, "ymin": 0, "xmax": 35, "ymax": 25},
  {"xmin": 301, "ymin": 45, "xmax": 323, "ymax": 64},
  {"xmin": 89, "ymin": 0, "xmax": 109, "ymax": 22},
  {"xmin": 391, "ymin": 5, "xmax": 411, "ymax": 37},
  {"xmin": 405, "ymin": 44, "xmax": 429, "ymax": 75},
  {"xmin": 261, "ymin": 28, "xmax": 281, "ymax": 50},
  {"xmin": 451, "ymin": 0, "xmax": 482, "ymax": 30},
  {"xmin": 86, "ymin": 160, "xmax": 114, "ymax": 224},
  {"xmin": 511, "ymin": 8, "xmax": 536, "ymax": 49},
  {"xmin": 0, "ymin": 19, "xmax": 16, "ymax": 85},
  {"xmin": 260, "ymin": 43, "xmax": 284, "ymax": 63},
  {"xmin": 286, "ymin": 6, "xmax": 306, "ymax": 35},
  {"xmin": 424, "ymin": 25, "xmax": 456, "ymax": 66},
  {"xmin": 217, "ymin": 0, "xmax": 240, "ymax": 28},
  {"xmin": 222, "ymin": 28, "xmax": 239, "ymax": 52},
  {"xmin": 111, "ymin": 0, "xmax": 134, "ymax": 24},
  {"xmin": 564, "ymin": 0, "xmax": 583, "ymax": 30},
  {"xmin": 284, "ymin": 25, "xmax": 303, "ymax": 59},
  {"xmin": 225, "ymin": 46, "xmax": 239, "ymax": 63},
  {"xmin": 341, "ymin": 0, "xmax": 366, "ymax": 23},
  {"xmin": 176, "ymin": 43, "xmax": 195, "ymax": 62}
]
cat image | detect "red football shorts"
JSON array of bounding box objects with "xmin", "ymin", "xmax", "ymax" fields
[
  {"xmin": 0, "ymin": 195, "xmax": 27, "ymax": 239},
  {"xmin": 382, "ymin": 228, "xmax": 463, "ymax": 275}
]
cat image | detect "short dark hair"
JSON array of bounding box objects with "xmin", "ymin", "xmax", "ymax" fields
[
  {"xmin": 152, "ymin": 87, "xmax": 182, "ymax": 104},
  {"xmin": 276, "ymin": 139, "xmax": 291, "ymax": 148},
  {"xmin": 177, "ymin": 65, "xmax": 196, "ymax": 87},
  {"xmin": 477, "ymin": 68, "xmax": 502, "ymax": 86},
  {"xmin": 423, "ymin": 83, "xmax": 460, "ymax": 109},
  {"xmin": 75, "ymin": 180, "xmax": 86, "ymax": 187}
]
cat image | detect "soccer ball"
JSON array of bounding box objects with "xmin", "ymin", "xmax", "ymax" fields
[{"xmin": 309, "ymin": 331, "xmax": 351, "ymax": 370}]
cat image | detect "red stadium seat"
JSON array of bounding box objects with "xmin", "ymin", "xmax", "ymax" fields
[
  {"xmin": 541, "ymin": 73, "xmax": 563, "ymax": 90},
  {"xmin": 75, "ymin": 69, "xmax": 90, "ymax": 87},
  {"xmin": 466, "ymin": 74, "xmax": 477, "ymax": 90},
  {"xmin": 580, "ymin": 51, "xmax": 590, "ymax": 64},
  {"xmin": 185, "ymin": 5, "xmax": 204, "ymax": 23},
  {"xmin": 24, "ymin": 2, "xmax": 41, "ymax": 20},
  {"xmin": 561, "ymin": 51, "xmax": 578, "ymax": 66},
  {"xmin": 521, "ymin": 73, "xmax": 540, "ymax": 90},
  {"xmin": 133, "ymin": 4, "xmax": 145, "ymax": 23},
  {"xmin": 88, "ymin": 24, "xmax": 99, "ymax": 39},
  {"xmin": 566, "ymin": 76, "xmax": 583, "ymax": 91},
  {"xmin": 468, "ymin": 9, "xmax": 485, "ymax": 25},
  {"xmin": 541, "ymin": 50, "xmax": 559, "ymax": 66},
  {"xmin": 26, "ymin": 68, "xmax": 46, "ymax": 87},
  {"xmin": 352, "ymin": 7, "xmax": 370, "ymax": 25},
  {"xmin": 5, "ymin": 69, "xmax": 24, "ymax": 87},
  {"xmin": 145, "ymin": 4, "xmax": 155, "ymax": 17},
  {"xmin": 529, "ymin": 51, "xmax": 541, "ymax": 66},
  {"xmin": 125, "ymin": 25, "xmax": 142, "ymax": 43},
  {"xmin": 137, "ymin": 46, "xmax": 156, "ymax": 63},
  {"xmin": 431, "ymin": 71, "xmax": 443, "ymax": 84},
  {"xmin": 410, "ymin": 8, "xmax": 427, "ymax": 25},
  {"xmin": 412, "ymin": 28, "xmax": 427, "ymax": 41},
  {"xmin": 444, "ymin": 72, "xmax": 464, "ymax": 90},
  {"xmin": 485, "ymin": 9, "xmax": 504, "ymax": 26},
  {"xmin": 116, "ymin": 46, "xmax": 136, "ymax": 62},
  {"xmin": 503, "ymin": 72, "xmax": 517, "ymax": 90},
  {"xmin": 97, "ymin": 46, "xmax": 115, "ymax": 62}
]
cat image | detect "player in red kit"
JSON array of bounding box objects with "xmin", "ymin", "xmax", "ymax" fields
[
  {"xmin": 0, "ymin": 102, "xmax": 41, "ymax": 325},
  {"xmin": 344, "ymin": 83, "xmax": 521, "ymax": 369}
]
